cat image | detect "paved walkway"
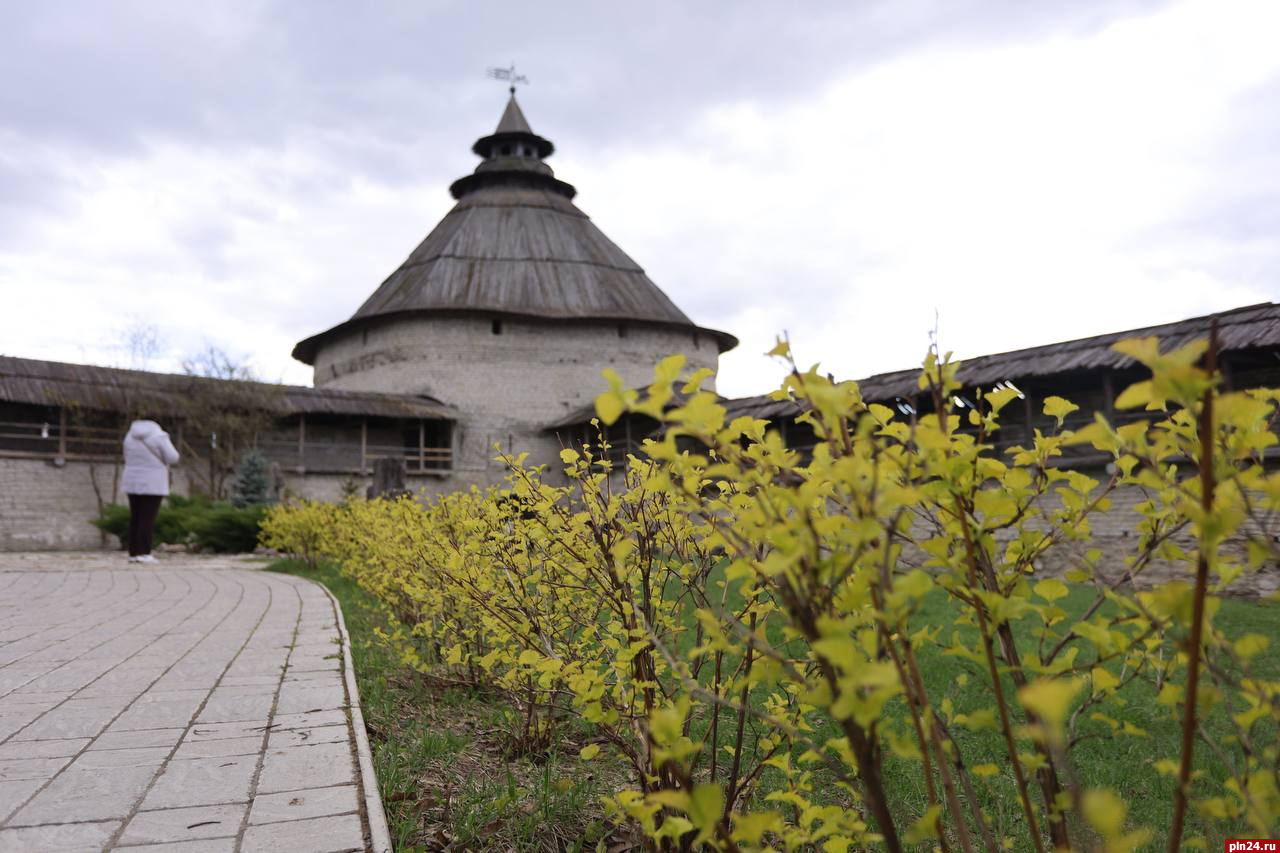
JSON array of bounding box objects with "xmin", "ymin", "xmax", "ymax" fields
[{"xmin": 0, "ymin": 552, "xmax": 389, "ymax": 853}]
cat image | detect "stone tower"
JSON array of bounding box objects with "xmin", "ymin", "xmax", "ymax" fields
[{"xmin": 292, "ymin": 93, "xmax": 736, "ymax": 483}]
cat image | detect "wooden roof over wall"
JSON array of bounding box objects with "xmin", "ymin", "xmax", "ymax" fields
[
  {"xmin": 0, "ymin": 355, "xmax": 458, "ymax": 420},
  {"xmin": 723, "ymin": 302, "xmax": 1280, "ymax": 422}
]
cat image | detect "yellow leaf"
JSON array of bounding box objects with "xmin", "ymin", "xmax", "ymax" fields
[
  {"xmin": 681, "ymin": 367, "xmax": 715, "ymax": 394},
  {"xmin": 653, "ymin": 815, "xmax": 694, "ymax": 841},
  {"xmin": 1033, "ymin": 578, "xmax": 1069, "ymax": 602},
  {"xmin": 984, "ymin": 385, "xmax": 1020, "ymax": 414},
  {"xmin": 1082, "ymin": 788, "xmax": 1126, "ymax": 837},
  {"xmin": 653, "ymin": 354, "xmax": 686, "ymax": 388},
  {"xmin": 579, "ymin": 743, "xmax": 600, "ymax": 760},
  {"xmin": 594, "ymin": 390, "xmax": 624, "ymax": 425},
  {"xmin": 1019, "ymin": 677, "xmax": 1083, "ymax": 729},
  {"xmin": 731, "ymin": 811, "xmax": 783, "ymax": 844},
  {"xmin": 904, "ymin": 805, "xmax": 942, "ymax": 843},
  {"xmin": 1114, "ymin": 380, "xmax": 1154, "ymax": 410},
  {"xmin": 648, "ymin": 789, "xmax": 690, "ymax": 810},
  {"xmin": 1091, "ymin": 667, "xmax": 1120, "ymax": 692},
  {"xmin": 972, "ymin": 763, "xmax": 1000, "ymax": 777},
  {"xmin": 955, "ymin": 708, "xmax": 998, "ymax": 732},
  {"xmin": 1234, "ymin": 633, "xmax": 1269, "ymax": 661},
  {"xmin": 687, "ymin": 783, "xmax": 725, "ymax": 843},
  {"xmin": 1043, "ymin": 396, "xmax": 1079, "ymax": 426},
  {"xmin": 1111, "ymin": 336, "xmax": 1160, "ymax": 366}
]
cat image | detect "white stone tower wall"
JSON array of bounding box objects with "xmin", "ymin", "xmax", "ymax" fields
[
  {"xmin": 312, "ymin": 315, "xmax": 718, "ymax": 416},
  {"xmin": 310, "ymin": 314, "xmax": 720, "ymax": 483}
]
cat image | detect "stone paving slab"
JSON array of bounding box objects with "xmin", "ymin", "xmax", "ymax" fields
[{"xmin": 0, "ymin": 552, "xmax": 389, "ymax": 852}]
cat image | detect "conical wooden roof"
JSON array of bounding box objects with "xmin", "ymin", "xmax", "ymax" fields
[
  {"xmin": 293, "ymin": 95, "xmax": 736, "ymax": 364},
  {"xmin": 494, "ymin": 96, "xmax": 533, "ymax": 134}
]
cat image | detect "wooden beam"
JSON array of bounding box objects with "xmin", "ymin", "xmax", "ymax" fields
[
  {"xmin": 418, "ymin": 419, "xmax": 425, "ymax": 473},
  {"xmin": 360, "ymin": 417, "xmax": 368, "ymax": 474},
  {"xmin": 57, "ymin": 408, "xmax": 67, "ymax": 458},
  {"xmin": 297, "ymin": 413, "xmax": 306, "ymax": 471},
  {"xmin": 1101, "ymin": 371, "xmax": 1116, "ymax": 424}
]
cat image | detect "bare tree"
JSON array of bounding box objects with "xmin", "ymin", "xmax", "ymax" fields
[
  {"xmin": 116, "ymin": 318, "xmax": 165, "ymax": 371},
  {"xmin": 179, "ymin": 346, "xmax": 282, "ymax": 500}
]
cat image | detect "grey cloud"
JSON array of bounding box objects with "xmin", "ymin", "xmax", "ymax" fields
[
  {"xmin": 0, "ymin": 0, "xmax": 1172, "ymax": 254},
  {"xmin": 2, "ymin": 1, "xmax": 1168, "ymax": 156}
]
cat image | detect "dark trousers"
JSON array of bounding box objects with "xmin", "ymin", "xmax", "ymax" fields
[{"xmin": 126, "ymin": 494, "xmax": 164, "ymax": 557}]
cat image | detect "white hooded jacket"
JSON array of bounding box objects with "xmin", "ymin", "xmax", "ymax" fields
[{"xmin": 121, "ymin": 420, "xmax": 180, "ymax": 496}]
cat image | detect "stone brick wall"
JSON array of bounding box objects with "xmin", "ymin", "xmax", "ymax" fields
[
  {"xmin": 1027, "ymin": 474, "xmax": 1279, "ymax": 598},
  {"xmin": 0, "ymin": 454, "xmax": 514, "ymax": 552},
  {"xmin": 0, "ymin": 457, "xmax": 193, "ymax": 551},
  {"xmin": 895, "ymin": 470, "xmax": 1279, "ymax": 598},
  {"xmin": 276, "ymin": 470, "xmax": 497, "ymax": 503},
  {"xmin": 312, "ymin": 315, "xmax": 719, "ymax": 420}
]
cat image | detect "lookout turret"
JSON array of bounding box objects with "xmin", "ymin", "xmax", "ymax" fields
[{"xmin": 448, "ymin": 93, "xmax": 573, "ymax": 199}]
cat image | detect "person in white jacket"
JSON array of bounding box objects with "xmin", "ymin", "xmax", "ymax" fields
[{"xmin": 120, "ymin": 417, "xmax": 180, "ymax": 564}]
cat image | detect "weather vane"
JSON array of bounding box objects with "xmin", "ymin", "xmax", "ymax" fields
[{"xmin": 486, "ymin": 64, "xmax": 528, "ymax": 94}]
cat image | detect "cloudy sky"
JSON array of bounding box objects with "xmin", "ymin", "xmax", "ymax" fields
[{"xmin": 1, "ymin": 0, "xmax": 1276, "ymax": 398}]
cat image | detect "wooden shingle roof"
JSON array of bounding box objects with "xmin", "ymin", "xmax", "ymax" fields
[
  {"xmin": 724, "ymin": 302, "xmax": 1280, "ymax": 421},
  {"xmin": 293, "ymin": 95, "xmax": 736, "ymax": 364},
  {"xmin": 0, "ymin": 355, "xmax": 458, "ymax": 421}
]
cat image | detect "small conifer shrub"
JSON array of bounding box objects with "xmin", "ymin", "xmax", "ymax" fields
[{"xmin": 229, "ymin": 450, "xmax": 272, "ymax": 507}]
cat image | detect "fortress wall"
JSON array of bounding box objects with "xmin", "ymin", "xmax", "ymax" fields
[
  {"xmin": 5, "ymin": 456, "xmax": 1276, "ymax": 599},
  {"xmin": 0, "ymin": 446, "xmax": 534, "ymax": 551},
  {"xmin": 896, "ymin": 471, "xmax": 1278, "ymax": 598}
]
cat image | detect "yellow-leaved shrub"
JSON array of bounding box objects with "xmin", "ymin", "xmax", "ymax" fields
[{"xmin": 262, "ymin": 337, "xmax": 1280, "ymax": 851}]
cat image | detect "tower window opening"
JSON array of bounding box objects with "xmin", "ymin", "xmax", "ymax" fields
[
  {"xmin": 492, "ymin": 320, "xmax": 503, "ymax": 335},
  {"xmin": 617, "ymin": 324, "xmax": 628, "ymax": 338},
  {"xmin": 499, "ymin": 144, "xmax": 511, "ymax": 156},
  {"xmin": 361, "ymin": 328, "xmax": 368, "ymax": 345}
]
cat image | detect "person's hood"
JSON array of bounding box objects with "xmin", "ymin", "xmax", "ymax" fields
[{"xmin": 126, "ymin": 420, "xmax": 164, "ymax": 440}]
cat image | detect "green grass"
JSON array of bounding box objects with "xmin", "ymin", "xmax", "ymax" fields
[
  {"xmin": 269, "ymin": 558, "xmax": 626, "ymax": 851},
  {"xmin": 273, "ymin": 557, "xmax": 1278, "ymax": 850},
  {"xmin": 894, "ymin": 584, "xmax": 1279, "ymax": 848},
  {"xmin": 753, "ymin": 583, "xmax": 1279, "ymax": 849},
  {"xmin": 676, "ymin": 571, "xmax": 1279, "ymax": 848}
]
